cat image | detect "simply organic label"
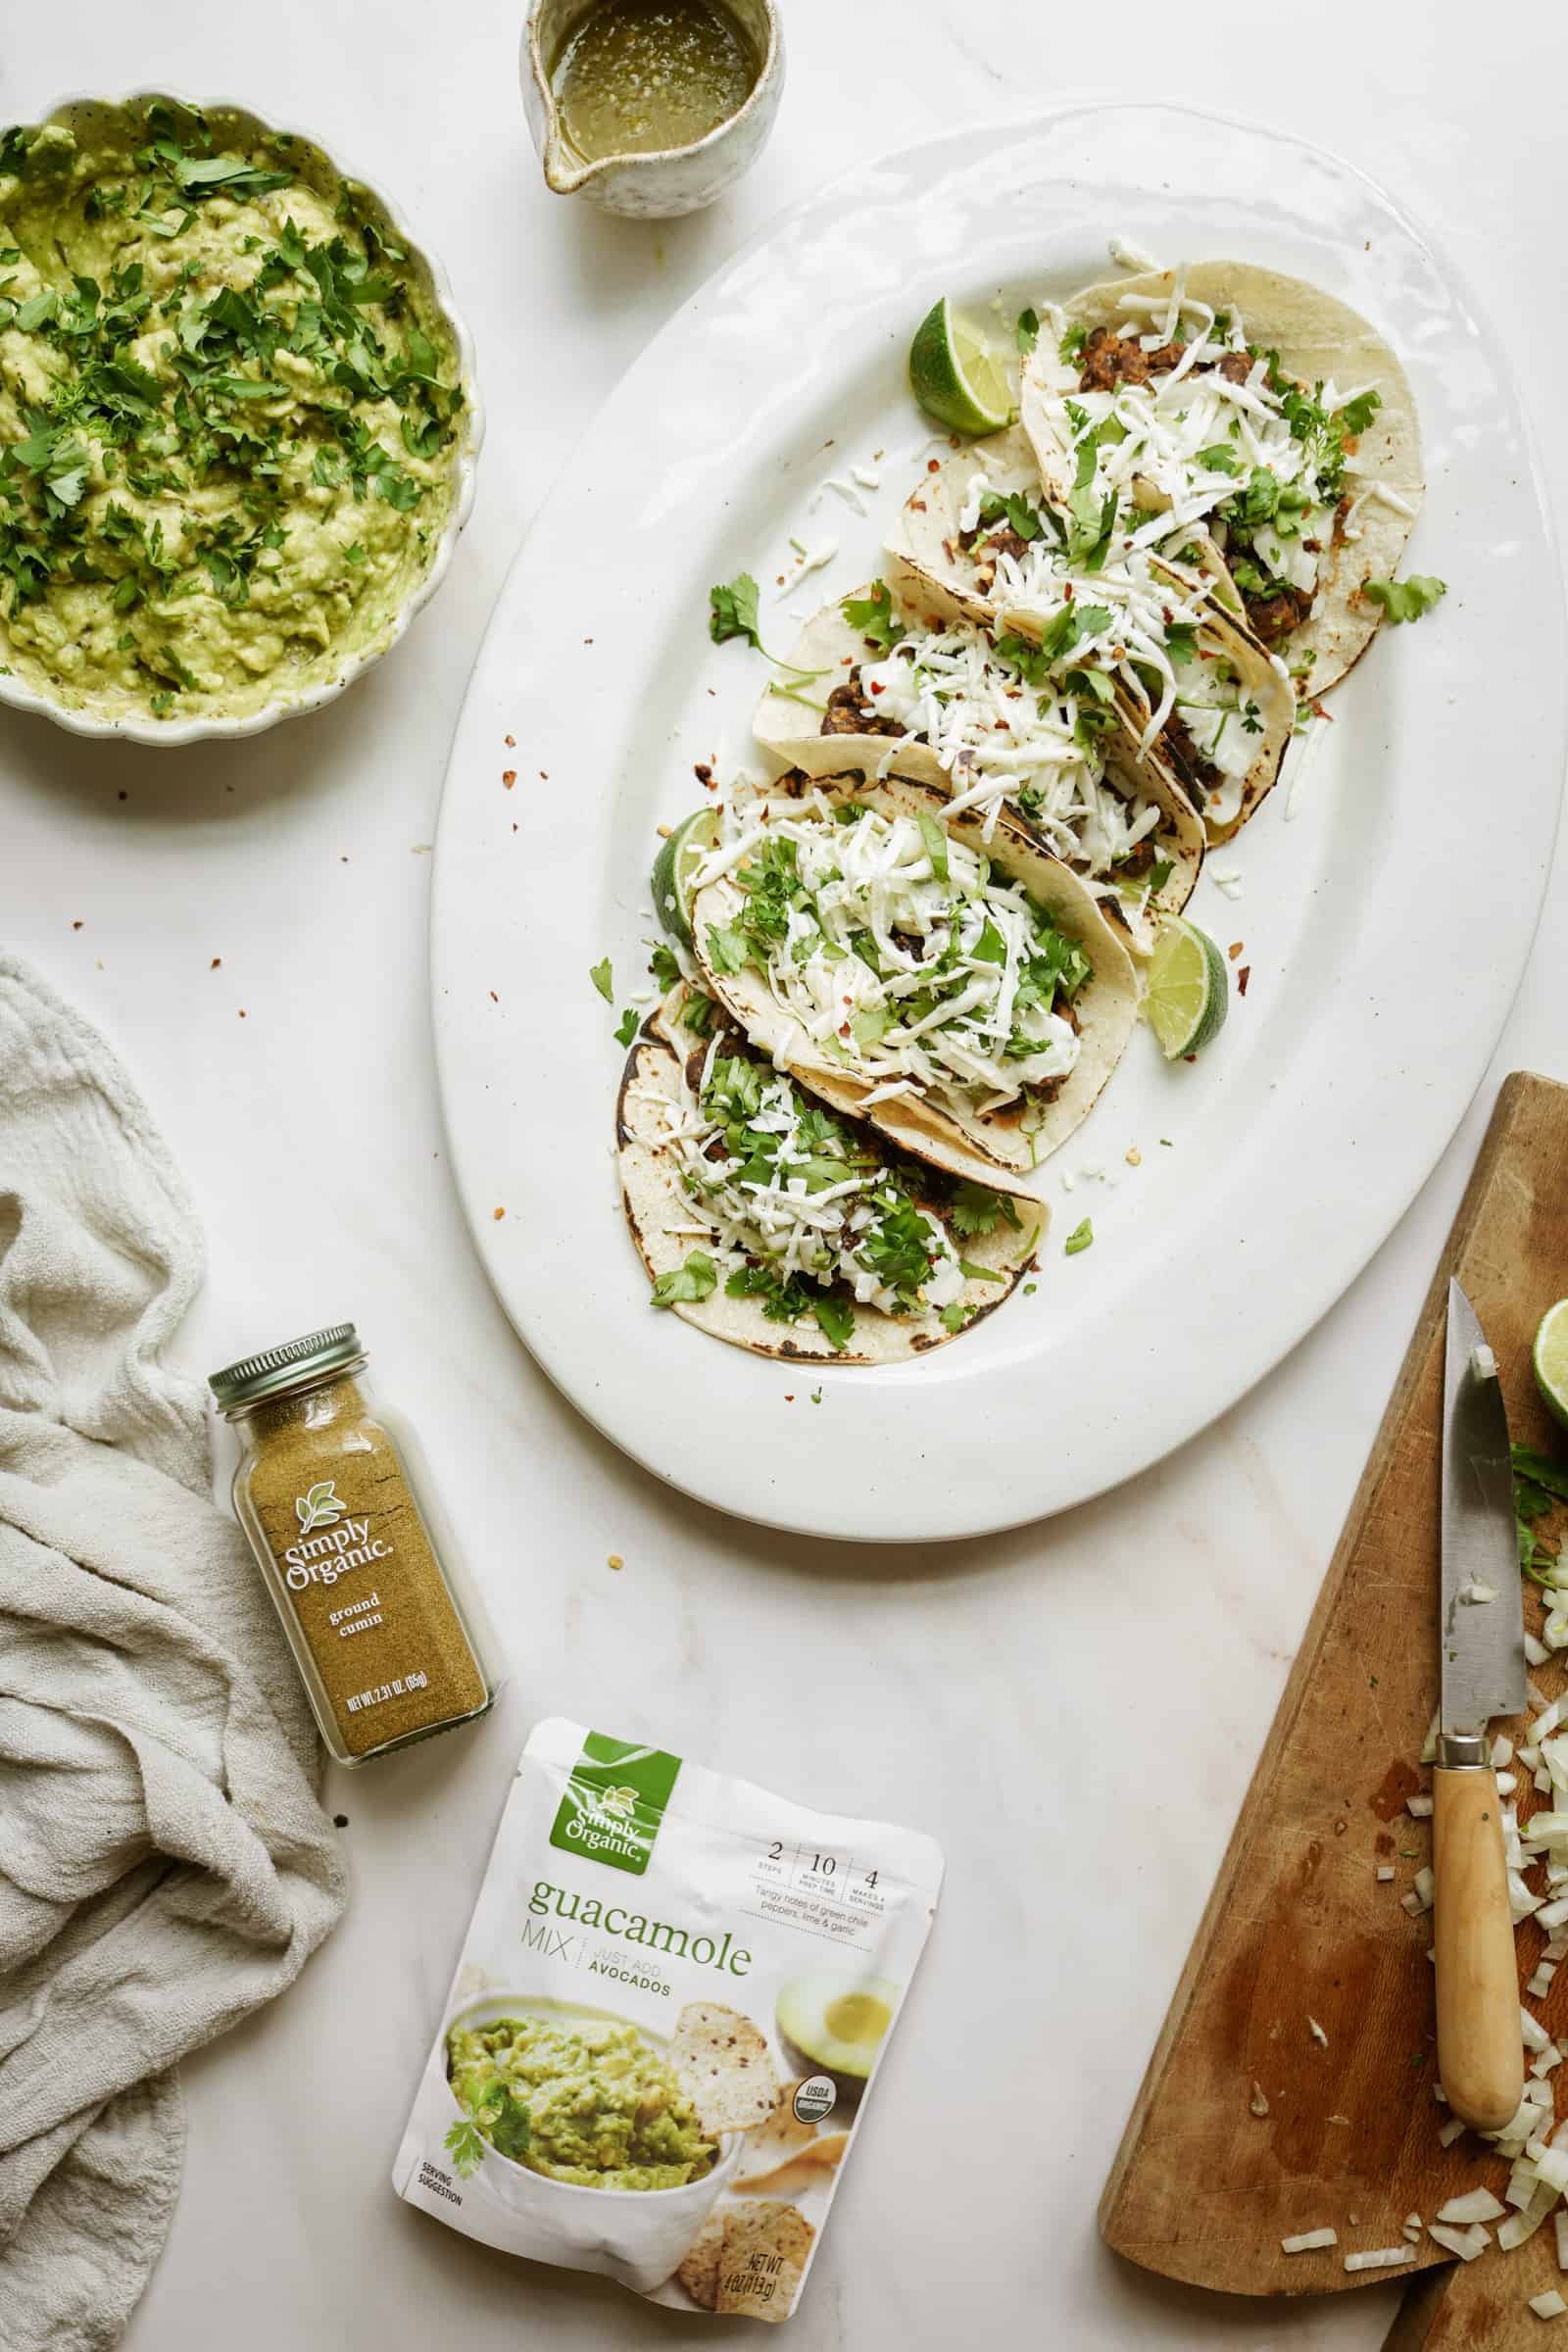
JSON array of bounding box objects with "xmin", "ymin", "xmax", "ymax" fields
[
  {"xmin": 282, "ymin": 1478, "xmax": 394, "ymax": 1590},
  {"xmin": 548, "ymin": 1732, "xmax": 682, "ymax": 1877}
]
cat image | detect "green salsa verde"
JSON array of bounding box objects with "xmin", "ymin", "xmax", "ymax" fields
[
  {"xmin": 446, "ymin": 2010, "xmax": 718, "ymax": 2190},
  {"xmin": 552, "ymin": 0, "xmax": 759, "ymax": 162},
  {"xmin": 0, "ymin": 101, "xmax": 467, "ymax": 724}
]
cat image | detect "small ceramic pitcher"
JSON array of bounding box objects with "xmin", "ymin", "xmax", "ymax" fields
[{"xmin": 520, "ymin": 0, "xmax": 784, "ymax": 219}]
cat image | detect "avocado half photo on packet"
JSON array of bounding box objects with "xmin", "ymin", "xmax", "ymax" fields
[{"xmin": 392, "ymin": 1719, "xmax": 943, "ymax": 2322}]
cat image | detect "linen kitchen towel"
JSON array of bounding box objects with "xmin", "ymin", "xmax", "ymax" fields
[{"xmin": 0, "ymin": 956, "xmax": 347, "ymax": 2352}]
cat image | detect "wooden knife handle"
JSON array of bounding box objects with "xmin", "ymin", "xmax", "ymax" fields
[{"xmin": 1434, "ymin": 1759, "xmax": 1523, "ymax": 2132}]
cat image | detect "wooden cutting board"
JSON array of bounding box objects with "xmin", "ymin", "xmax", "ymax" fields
[{"xmin": 1100, "ymin": 1072, "xmax": 1568, "ymax": 2348}]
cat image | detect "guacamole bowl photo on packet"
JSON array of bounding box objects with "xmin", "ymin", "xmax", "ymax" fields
[
  {"xmin": 394, "ymin": 1719, "xmax": 943, "ymax": 2323},
  {"xmin": 0, "ymin": 92, "xmax": 481, "ymax": 745}
]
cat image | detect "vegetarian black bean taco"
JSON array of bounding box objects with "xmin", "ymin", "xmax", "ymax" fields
[
  {"xmin": 683, "ymin": 768, "xmax": 1139, "ymax": 1194},
  {"xmin": 1019, "ymin": 261, "xmax": 1424, "ymax": 697},
  {"xmin": 752, "ymin": 574, "xmax": 1204, "ymax": 944},
  {"xmin": 618, "ymin": 987, "xmax": 1040, "ymax": 1361},
  {"xmin": 887, "ymin": 426, "xmax": 1294, "ymax": 842}
]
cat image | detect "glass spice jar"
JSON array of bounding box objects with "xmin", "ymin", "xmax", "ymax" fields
[{"xmin": 210, "ymin": 1324, "xmax": 500, "ymax": 1768}]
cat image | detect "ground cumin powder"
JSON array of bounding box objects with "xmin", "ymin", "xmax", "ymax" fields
[{"xmin": 210, "ymin": 1324, "xmax": 496, "ymax": 1766}]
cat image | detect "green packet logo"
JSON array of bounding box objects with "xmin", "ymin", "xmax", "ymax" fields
[{"xmin": 549, "ymin": 1732, "xmax": 682, "ymax": 1877}]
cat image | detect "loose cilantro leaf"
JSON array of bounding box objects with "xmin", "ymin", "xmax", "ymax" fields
[
  {"xmin": 704, "ymin": 923, "xmax": 748, "ymax": 976},
  {"xmin": 1015, "ymin": 307, "xmax": 1040, "ymax": 356},
  {"xmin": 949, "ymin": 1184, "xmax": 1021, "ymax": 1240},
  {"xmin": 589, "ymin": 956, "xmax": 612, "ymax": 1002},
  {"xmin": 1058, "ymin": 322, "xmax": 1088, "ymax": 366},
  {"xmin": 652, "ymin": 1251, "xmax": 718, "ymax": 1307},
  {"xmin": 1338, "ymin": 388, "xmax": 1382, "ymax": 436},
  {"xmin": 709, "ymin": 572, "xmax": 760, "ymax": 646},
  {"xmin": 709, "ymin": 570, "xmax": 823, "ymax": 677},
  {"xmin": 956, "ymin": 1258, "xmax": 1006, "ymax": 1285},
  {"xmin": 613, "ymin": 1007, "xmax": 638, "ymax": 1047},
  {"xmin": 811, "ymin": 1294, "xmax": 855, "ymax": 1352},
  {"xmin": 1364, "ymin": 574, "xmax": 1446, "ymax": 626},
  {"xmin": 1195, "ymin": 443, "xmax": 1242, "ymax": 476},
  {"xmin": 841, "ymin": 579, "xmax": 906, "ymax": 654},
  {"xmin": 1147, "ymin": 857, "xmax": 1174, "ymax": 894},
  {"xmin": 648, "ymin": 941, "xmax": 681, "ymax": 989},
  {"xmin": 444, "ymin": 2120, "xmax": 488, "ymax": 2178},
  {"xmin": 1064, "ymin": 1218, "xmax": 1094, "ymax": 1256}
]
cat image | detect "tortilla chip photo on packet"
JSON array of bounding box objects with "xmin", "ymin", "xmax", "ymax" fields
[{"xmin": 392, "ymin": 1719, "xmax": 943, "ymax": 2324}]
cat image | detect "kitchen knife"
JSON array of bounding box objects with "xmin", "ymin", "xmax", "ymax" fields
[{"xmin": 1433, "ymin": 1278, "xmax": 1528, "ymax": 2132}]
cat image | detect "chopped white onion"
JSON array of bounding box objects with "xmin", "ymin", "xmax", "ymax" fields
[
  {"xmin": 1280, "ymin": 2228, "xmax": 1337, "ymax": 2253},
  {"xmin": 1428, "ymin": 2221, "xmax": 1490, "ymax": 2262},
  {"xmin": 1438, "ymin": 2188, "xmax": 1507, "ymax": 2225},
  {"xmin": 1343, "ymin": 2248, "xmax": 1416, "ymax": 2273},
  {"xmin": 1531, "ymin": 2289, "xmax": 1568, "ymax": 2320}
]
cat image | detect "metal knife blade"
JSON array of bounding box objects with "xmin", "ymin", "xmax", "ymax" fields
[{"xmin": 1441, "ymin": 1279, "xmax": 1527, "ymax": 1737}]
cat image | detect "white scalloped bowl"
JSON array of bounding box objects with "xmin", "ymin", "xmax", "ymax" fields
[{"xmin": 0, "ymin": 91, "xmax": 483, "ymax": 747}]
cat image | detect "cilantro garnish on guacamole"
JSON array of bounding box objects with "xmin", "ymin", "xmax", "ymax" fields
[{"xmin": 0, "ymin": 101, "xmax": 466, "ymax": 723}]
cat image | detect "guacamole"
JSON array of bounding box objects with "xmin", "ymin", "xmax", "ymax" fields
[
  {"xmin": 0, "ymin": 100, "xmax": 467, "ymax": 725},
  {"xmin": 446, "ymin": 2012, "xmax": 718, "ymax": 2191}
]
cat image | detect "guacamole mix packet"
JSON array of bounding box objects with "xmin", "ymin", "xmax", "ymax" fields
[{"xmin": 393, "ymin": 1718, "xmax": 943, "ymax": 2323}]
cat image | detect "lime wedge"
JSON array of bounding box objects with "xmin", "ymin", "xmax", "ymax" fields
[
  {"xmin": 908, "ymin": 298, "xmax": 1014, "ymax": 436},
  {"xmin": 1143, "ymin": 917, "xmax": 1228, "ymax": 1059},
  {"xmin": 1535, "ymin": 1299, "xmax": 1568, "ymax": 1430},
  {"xmin": 651, "ymin": 807, "xmax": 720, "ymax": 947}
]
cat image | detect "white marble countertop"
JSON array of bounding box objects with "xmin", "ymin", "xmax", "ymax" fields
[{"xmin": 5, "ymin": 6, "xmax": 1567, "ymax": 2347}]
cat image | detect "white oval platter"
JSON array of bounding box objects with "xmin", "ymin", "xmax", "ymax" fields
[{"xmin": 431, "ymin": 105, "xmax": 1563, "ymax": 1542}]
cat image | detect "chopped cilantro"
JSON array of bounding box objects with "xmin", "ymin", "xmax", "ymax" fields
[
  {"xmin": 652, "ymin": 1251, "xmax": 718, "ymax": 1307},
  {"xmin": 841, "ymin": 579, "xmax": 906, "ymax": 654},
  {"xmin": 950, "ymin": 1183, "xmax": 1021, "ymax": 1239},
  {"xmin": 1364, "ymin": 574, "xmax": 1446, "ymax": 625},
  {"xmin": 704, "ymin": 922, "xmax": 748, "ymax": 975},
  {"xmin": 940, "ymin": 1300, "xmax": 972, "ymax": 1333},
  {"xmin": 648, "ymin": 941, "xmax": 682, "ymax": 989},
  {"xmin": 1015, "ymin": 307, "xmax": 1040, "ymax": 356},
  {"xmin": 1058, "ymin": 322, "xmax": 1088, "ymax": 366}
]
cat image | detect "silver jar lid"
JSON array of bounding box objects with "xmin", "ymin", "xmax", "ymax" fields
[{"xmin": 208, "ymin": 1323, "xmax": 364, "ymax": 1413}]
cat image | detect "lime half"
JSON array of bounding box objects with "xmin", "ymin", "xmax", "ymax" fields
[
  {"xmin": 651, "ymin": 807, "xmax": 720, "ymax": 947},
  {"xmin": 908, "ymin": 298, "xmax": 1014, "ymax": 436},
  {"xmin": 1535, "ymin": 1300, "xmax": 1568, "ymax": 1430},
  {"xmin": 1143, "ymin": 918, "xmax": 1228, "ymax": 1059}
]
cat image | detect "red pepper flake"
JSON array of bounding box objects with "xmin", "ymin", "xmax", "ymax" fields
[
  {"xmin": 694, "ymin": 762, "xmax": 712, "ymax": 785},
  {"xmin": 1238, "ymin": 966, "xmax": 1251, "ymax": 996},
  {"xmin": 926, "ymin": 458, "xmax": 941, "ymax": 473},
  {"xmin": 909, "ymin": 500, "xmax": 926, "ymax": 513},
  {"xmin": 238, "ymin": 1008, "xmax": 247, "ymax": 1019},
  {"xmin": 868, "ymin": 681, "xmax": 884, "ymax": 696},
  {"xmin": 1228, "ymin": 942, "xmax": 1244, "ymax": 961},
  {"xmin": 72, "ymin": 919, "xmax": 83, "ymax": 930},
  {"xmin": 493, "ymin": 1206, "xmax": 506, "ymax": 1221},
  {"xmin": 1310, "ymin": 699, "xmax": 1334, "ymax": 722},
  {"xmin": 505, "ymin": 734, "xmax": 515, "ymax": 747},
  {"xmin": 489, "ymin": 990, "xmax": 499, "ymax": 1003},
  {"xmin": 783, "ymin": 1395, "xmax": 795, "ymax": 1403},
  {"xmin": 539, "ymin": 770, "xmax": 549, "ymax": 781},
  {"xmin": 502, "ymin": 770, "xmax": 516, "ymax": 788},
  {"xmin": 839, "ymin": 1022, "xmax": 851, "ymax": 1038},
  {"xmin": 211, "ymin": 956, "xmax": 221, "ymax": 969}
]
